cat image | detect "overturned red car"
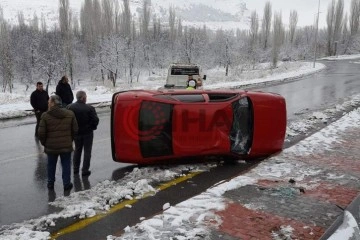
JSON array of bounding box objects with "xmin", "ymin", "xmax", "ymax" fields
[{"xmin": 111, "ymin": 89, "xmax": 286, "ymax": 164}]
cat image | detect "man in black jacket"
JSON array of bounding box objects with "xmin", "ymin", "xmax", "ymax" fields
[
  {"xmin": 56, "ymin": 75, "xmax": 74, "ymax": 107},
  {"xmin": 68, "ymin": 91, "xmax": 99, "ymax": 176},
  {"xmin": 30, "ymin": 82, "xmax": 49, "ymax": 137}
]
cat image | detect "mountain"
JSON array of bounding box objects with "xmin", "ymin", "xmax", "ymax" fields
[
  {"xmin": 0, "ymin": 0, "xmax": 250, "ymax": 30},
  {"xmin": 143, "ymin": 0, "xmax": 249, "ymax": 30}
]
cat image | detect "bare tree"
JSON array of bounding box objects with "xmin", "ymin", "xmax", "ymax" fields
[
  {"xmin": 80, "ymin": 0, "xmax": 102, "ymax": 63},
  {"xmin": 80, "ymin": 0, "xmax": 94, "ymax": 58},
  {"xmin": 59, "ymin": 0, "xmax": 74, "ymax": 85},
  {"xmin": 98, "ymin": 36, "xmax": 124, "ymax": 87},
  {"xmin": 121, "ymin": 0, "xmax": 132, "ymax": 38},
  {"xmin": 343, "ymin": 0, "xmax": 360, "ymax": 53},
  {"xmin": 152, "ymin": 15, "xmax": 161, "ymax": 40},
  {"xmin": 261, "ymin": 1, "xmax": 272, "ymax": 49},
  {"xmin": 289, "ymin": 10, "xmax": 298, "ymax": 44},
  {"xmin": 344, "ymin": 0, "xmax": 360, "ymax": 53},
  {"xmin": 272, "ymin": 11, "xmax": 283, "ymax": 68},
  {"xmin": 326, "ymin": 0, "xmax": 344, "ymax": 55},
  {"xmin": 140, "ymin": 0, "xmax": 151, "ymax": 41},
  {"xmin": 342, "ymin": 13, "xmax": 349, "ymax": 43},
  {"xmin": 59, "ymin": 0, "xmax": 71, "ymax": 39},
  {"xmin": 101, "ymin": 0, "xmax": 114, "ymax": 37},
  {"xmin": 212, "ymin": 29, "xmax": 226, "ymax": 67},
  {"xmin": 37, "ymin": 31, "xmax": 64, "ymax": 91},
  {"xmin": 113, "ymin": 0, "xmax": 120, "ymax": 35},
  {"xmin": 169, "ymin": 6, "xmax": 176, "ymax": 54},
  {"xmin": 0, "ymin": 20, "xmax": 14, "ymax": 93},
  {"xmin": 225, "ymin": 37, "xmax": 231, "ymax": 76},
  {"xmin": 350, "ymin": 0, "xmax": 360, "ymax": 35},
  {"xmin": 177, "ymin": 18, "xmax": 183, "ymax": 39},
  {"xmin": 92, "ymin": 0, "xmax": 102, "ymax": 38},
  {"xmin": 327, "ymin": 0, "xmax": 336, "ymax": 55},
  {"xmin": 125, "ymin": 20, "xmax": 139, "ymax": 83},
  {"xmin": 181, "ymin": 27, "xmax": 196, "ymax": 64},
  {"xmin": 249, "ymin": 11, "xmax": 259, "ymax": 50},
  {"xmin": 248, "ymin": 11, "xmax": 259, "ymax": 68},
  {"xmin": 11, "ymin": 22, "xmax": 38, "ymax": 89},
  {"xmin": 17, "ymin": 11, "xmax": 25, "ymax": 28},
  {"xmin": 41, "ymin": 13, "xmax": 47, "ymax": 32},
  {"xmin": 72, "ymin": 16, "xmax": 80, "ymax": 38},
  {"xmin": 31, "ymin": 13, "xmax": 39, "ymax": 31},
  {"xmin": 333, "ymin": 0, "xmax": 344, "ymax": 55},
  {"xmin": 140, "ymin": 0, "xmax": 151, "ymax": 73}
]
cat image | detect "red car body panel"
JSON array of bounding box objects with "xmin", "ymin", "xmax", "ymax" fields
[
  {"xmin": 171, "ymin": 103, "xmax": 233, "ymax": 157},
  {"xmin": 111, "ymin": 89, "xmax": 286, "ymax": 164}
]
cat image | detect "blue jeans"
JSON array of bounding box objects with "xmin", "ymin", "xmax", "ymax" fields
[{"xmin": 47, "ymin": 152, "xmax": 72, "ymax": 186}]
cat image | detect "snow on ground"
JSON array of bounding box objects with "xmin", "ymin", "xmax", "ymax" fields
[
  {"xmin": 320, "ymin": 53, "xmax": 360, "ymax": 61},
  {"xmin": 0, "ymin": 61, "xmax": 325, "ymax": 119},
  {"xmin": 0, "ymin": 59, "xmax": 360, "ymax": 240},
  {"xmin": 286, "ymin": 93, "xmax": 360, "ymax": 140},
  {"xmin": 111, "ymin": 106, "xmax": 360, "ymax": 240},
  {"xmin": 204, "ymin": 61, "xmax": 325, "ymax": 89}
]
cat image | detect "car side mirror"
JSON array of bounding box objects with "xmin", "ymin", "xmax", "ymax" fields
[{"xmin": 203, "ymin": 75, "xmax": 206, "ymax": 80}]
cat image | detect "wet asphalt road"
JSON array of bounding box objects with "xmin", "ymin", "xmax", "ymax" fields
[
  {"xmin": 253, "ymin": 60, "xmax": 360, "ymax": 120},
  {"xmin": 0, "ymin": 59, "xmax": 360, "ymax": 230},
  {"xmin": 0, "ymin": 112, "xmax": 127, "ymax": 226}
]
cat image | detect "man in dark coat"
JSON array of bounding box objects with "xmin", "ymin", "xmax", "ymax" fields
[
  {"xmin": 68, "ymin": 90, "xmax": 99, "ymax": 177},
  {"xmin": 56, "ymin": 75, "xmax": 74, "ymax": 107},
  {"xmin": 30, "ymin": 82, "xmax": 49, "ymax": 137},
  {"xmin": 38, "ymin": 95, "xmax": 78, "ymax": 191}
]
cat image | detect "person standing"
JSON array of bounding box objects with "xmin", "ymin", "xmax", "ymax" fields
[
  {"xmin": 38, "ymin": 95, "xmax": 78, "ymax": 191},
  {"xmin": 30, "ymin": 82, "xmax": 49, "ymax": 137},
  {"xmin": 68, "ymin": 91, "xmax": 99, "ymax": 177},
  {"xmin": 186, "ymin": 75, "xmax": 197, "ymax": 90},
  {"xmin": 196, "ymin": 76, "xmax": 203, "ymax": 89},
  {"xmin": 56, "ymin": 75, "xmax": 74, "ymax": 107}
]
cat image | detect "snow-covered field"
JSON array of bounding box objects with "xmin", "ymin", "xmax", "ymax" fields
[
  {"xmin": 0, "ymin": 61, "xmax": 326, "ymax": 119},
  {"xmin": 1, "ymin": 56, "xmax": 360, "ymax": 240}
]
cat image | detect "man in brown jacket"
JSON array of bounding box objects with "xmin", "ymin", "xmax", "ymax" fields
[{"xmin": 38, "ymin": 95, "xmax": 78, "ymax": 191}]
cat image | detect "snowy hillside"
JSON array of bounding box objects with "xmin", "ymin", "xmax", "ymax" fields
[
  {"xmin": 0, "ymin": 0, "xmax": 351, "ymax": 30},
  {"xmin": 0, "ymin": 0, "xmax": 249, "ymax": 30}
]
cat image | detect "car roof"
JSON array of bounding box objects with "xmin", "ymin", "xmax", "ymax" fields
[{"xmin": 169, "ymin": 63, "xmax": 200, "ymax": 66}]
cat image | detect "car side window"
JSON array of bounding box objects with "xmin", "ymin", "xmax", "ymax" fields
[{"xmin": 171, "ymin": 94, "xmax": 205, "ymax": 102}]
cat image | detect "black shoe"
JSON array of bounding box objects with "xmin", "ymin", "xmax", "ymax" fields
[
  {"xmin": 73, "ymin": 170, "xmax": 79, "ymax": 175},
  {"xmin": 82, "ymin": 171, "xmax": 91, "ymax": 177},
  {"xmin": 47, "ymin": 183, "xmax": 54, "ymax": 190},
  {"xmin": 64, "ymin": 183, "xmax": 73, "ymax": 191}
]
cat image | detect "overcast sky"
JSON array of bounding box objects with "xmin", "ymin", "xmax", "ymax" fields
[{"xmin": 245, "ymin": 0, "xmax": 351, "ymax": 28}]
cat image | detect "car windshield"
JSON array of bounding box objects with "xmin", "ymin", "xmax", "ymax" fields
[
  {"xmin": 208, "ymin": 93, "xmax": 238, "ymax": 102},
  {"xmin": 170, "ymin": 67, "xmax": 199, "ymax": 75},
  {"xmin": 230, "ymin": 97, "xmax": 253, "ymax": 154}
]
